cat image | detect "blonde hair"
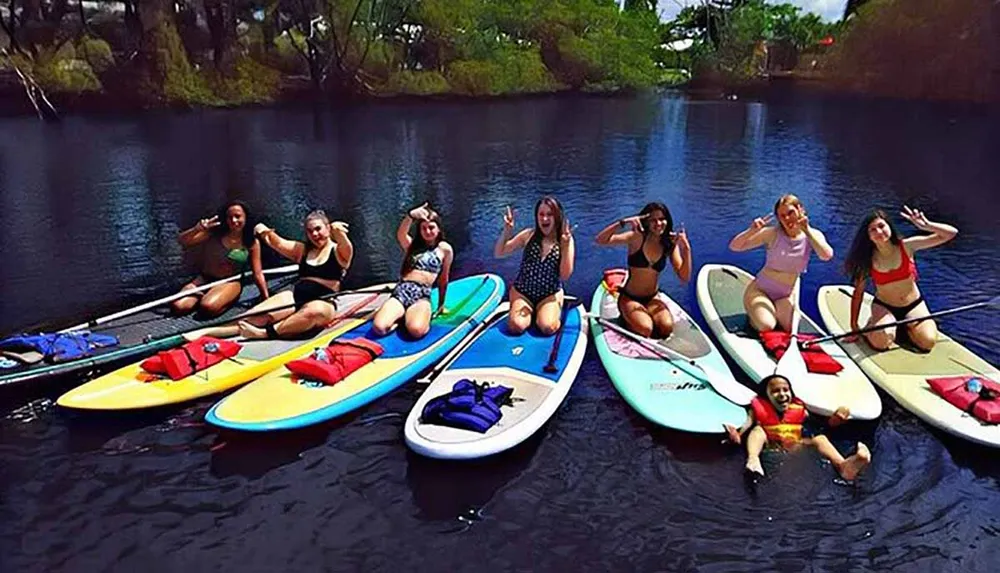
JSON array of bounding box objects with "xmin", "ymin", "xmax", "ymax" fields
[
  {"xmin": 304, "ymin": 209, "xmax": 330, "ymax": 227},
  {"xmin": 773, "ymin": 194, "xmax": 805, "ymax": 236}
]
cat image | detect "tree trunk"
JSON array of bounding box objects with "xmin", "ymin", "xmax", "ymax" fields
[{"xmin": 203, "ymin": 0, "xmax": 237, "ymax": 75}]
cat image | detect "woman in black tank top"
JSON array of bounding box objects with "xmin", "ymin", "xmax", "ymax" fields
[{"xmin": 184, "ymin": 210, "xmax": 355, "ymax": 342}]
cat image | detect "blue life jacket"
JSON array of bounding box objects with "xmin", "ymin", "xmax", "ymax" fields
[
  {"xmin": 0, "ymin": 331, "xmax": 120, "ymax": 363},
  {"xmin": 420, "ymin": 378, "xmax": 514, "ymax": 433}
]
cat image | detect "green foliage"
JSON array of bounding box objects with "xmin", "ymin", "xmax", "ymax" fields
[
  {"xmin": 33, "ymin": 58, "xmax": 102, "ymax": 94},
  {"xmin": 446, "ymin": 45, "xmax": 562, "ymax": 96},
  {"xmin": 143, "ymin": 20, "xmax": 220, "ymax": 106},
  {"xmin": 77, "ymin": 35, "xmax": 115, "ymax": 74},
  {"xmin": 206, "ymin": 56, "xmax": 282, "ymax": 105},
  {"xmin": 384, "ymin": 70, "xmax": 451, "ymax": 95}
]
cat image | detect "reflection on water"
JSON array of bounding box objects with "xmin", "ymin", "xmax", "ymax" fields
[{"xmin": 2, "ymin": 93, "xmax": 1000, "ymax": 571}]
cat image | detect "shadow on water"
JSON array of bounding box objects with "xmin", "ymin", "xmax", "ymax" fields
[{"xmin": 405, "ymin": 428, "xmax": 546, "ymax": 524}]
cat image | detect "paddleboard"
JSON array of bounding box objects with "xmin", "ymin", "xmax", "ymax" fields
[
  {"xmin": 0, "ymin": 266, "xmax": 298, "ymax": 388},
  {"xmin": 591, "ymin": 269, "xmax": 748, "ymax": 433},
  {"xmin": 205, "ymin": 274, "xmax": 505, "ymax": 431},
  {"xmin": 55, "ymin": 285, "xmax": 393, "ymax": 410},
  {"xmin": 818, "ymin": 285, "xmax": 1000, "ymax": 447},
  {"xmin": 696, "ymin": 264, "xmax": 882, "ymax": 420},
  {"xmin": 404, "ymin": 301, "xmax": 588, "ymax": 459}
]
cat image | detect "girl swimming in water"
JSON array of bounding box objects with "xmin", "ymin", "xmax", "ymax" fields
[
  {"xmin": 728, "ymin": 194, "xmax": 834, "ymax": 332},
  {"xmin": 724, "ymin": 374, "xmax": 871, "ymax": 480},
  {"xmin": 494, "ymin": 196, "xmax": 575, "ymax": 335},
  {"xmin": 843, "ymin": 206, "xmax": 958, "ymax": 351},
  {"xmin": 371, "ymin": 203, "xmax": 453, "ymax": 340},
  {"xmin": 595, "ymin": 202, "xmax": 692, "ymax": 338},
  {"xmin": 172, "ymin": 200, "xmax": 268, "ymax": 317}
]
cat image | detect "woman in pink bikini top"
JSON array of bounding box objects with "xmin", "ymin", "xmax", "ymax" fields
[{"xmin": 728, "ymin": 194, "xmax": 835, "ymax": 332}]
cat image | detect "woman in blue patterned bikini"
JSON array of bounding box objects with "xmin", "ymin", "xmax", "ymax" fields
[
  {"xmin": 494, "ymin": 196, "xmax": 576, "ymax": 336},
  {"xmin": 372, "ymin": 203, "xmax": 454, "ymax": 340}
]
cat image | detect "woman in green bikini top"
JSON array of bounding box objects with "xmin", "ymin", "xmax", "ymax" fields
[{"xmin": 171, "ymin": 200, "xmax": 269, "ymax": 317}]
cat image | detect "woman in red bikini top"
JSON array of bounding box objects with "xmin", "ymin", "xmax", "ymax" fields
[{"xmin": 843, "ymin": 206, "xmax": 958, "ymax": 352}]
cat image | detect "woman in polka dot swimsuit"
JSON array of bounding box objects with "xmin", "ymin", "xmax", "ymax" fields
[{"xmin": 494, "ymin": 196, "xmax": 576, "ymax": 336}]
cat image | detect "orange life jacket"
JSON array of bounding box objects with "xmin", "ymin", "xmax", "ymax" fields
[{"xmin": 751, "ymin": 396, "xmax": 808, "ymax": 447}]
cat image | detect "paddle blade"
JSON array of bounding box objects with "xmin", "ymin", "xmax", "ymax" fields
[
  {"xmin": 775, "ymin": 335, "xmax": 808, "ymax": 380},
  {"xmin": 700, "ymin": 363, "xmax": 756, "ymax": 406}
]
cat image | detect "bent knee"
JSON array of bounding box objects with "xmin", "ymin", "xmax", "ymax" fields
[
  {"xmin": 408, "ymin": 323, "xmax": 430, "ymax": 339},
  {"xmin": 538, "ymin": 320, "xmax": 561, "ymax": 337},
  {"xmin": 630, "ymin": 322, "xmax": 654, "ymax": 338},
  {"xmin": 507, "ymin": 314, "xmax": 529, "ymax": 335},
  {"xmin": 866, "ymin": 331, "xmax": 894, "ymax": 351}
]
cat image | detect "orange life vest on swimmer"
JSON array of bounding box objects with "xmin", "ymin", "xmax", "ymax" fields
[{"xmin": 751, "ymin": 395, "xmax": 808, "ymax": 447}]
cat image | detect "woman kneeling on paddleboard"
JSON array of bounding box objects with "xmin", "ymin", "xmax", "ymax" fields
[
  {"xmin": 172, "ymin": 200, "xmax": 269, "ymax": 317},
  {"xmin": 728, "ymin": 194, "xmax": 834, "ymax": 332},
  {"xmin": 371, "ymin": 203, "xmax": 453, "ymax": 340},
  {"xmin": 724, "ymin": 374, "xmax": 871, "ymax": 480},
  {"xmin": 595, "ymin": 202, "xmax": 691, "ymax": 338},
  {"xmin": 843, "ymin": 206, "xmax": 958, "ymax": 351},
  {"xmin": 494, "ymin": 196, "xmax": 575, "ymax": 335}
]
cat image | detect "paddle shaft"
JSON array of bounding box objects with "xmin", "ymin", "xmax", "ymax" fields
[
  {"xmin": 804, "ymin": 296, "xmax": 1000, "ymax": 347},
  {"xmin": 61, "ymin": 264, "xmax": 299, "ymax": 333},
  {"xmin": 544, "ymin": 297, "xmax": 579, "ymax": 373}
]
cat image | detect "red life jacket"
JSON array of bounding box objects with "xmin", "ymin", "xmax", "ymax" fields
[
  {"xmin": 140, "ymin": 336, "xmax": 242, "ymax": 381},
  {"xmin": 758, "ymin": 330, "xmax": 844, "ymax": 375},
  {"xmin": 927, "ymin": 375, "xmax": 1000, "ymax": 424},
  {"xmin": 751, "ymin": 396, "xmax": 808, "ymax": 447},
  {"xmin": 286, "ymin": 337, "xmax": 384, "ymax": 386}
]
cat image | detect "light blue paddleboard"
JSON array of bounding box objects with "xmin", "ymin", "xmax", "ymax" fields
[{"xmin": 591, "ymin": 270, "xmax": 748, "ymax": 434}]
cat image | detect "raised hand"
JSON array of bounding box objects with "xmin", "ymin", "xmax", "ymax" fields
[
  {"xmin": 503, "ymin": 205, "xmax": 515, "ymax": 230},
  {"xmin": 797, "ymin": 212, "xmax": 811, "ymax": 232},
  {"xmin": 409, "ymin": 202, "xmax": 431, "ymax": 221},
  {"xmin": 671, "ymin": 225, "xmax": 690, "ymax": 250},
  {"xmin": 330, "ymin": 221, "xmax": 350, "ymax": 235},
  {"xmin": 750, "ymin": 213, "xmax": 773, "ymax": 231},
  {"xmin": 829, "ymin": 406, "xmax": 851, "ymax": 427},
  {"xmin": 900, "ymin": 205, "xmax": 931, "ymax": 231},
  {"xmin": 560, "ymin": 218, "xmax": 574, "ymax": 245},
  {"xmin": 253, "ymin": 222, "xmax": 272, "ymax": 237},
  {"xmin": 620, "ymin": 213, "xmax": 649, "ymax": 233},
  {"xmin": 198, "ymin": 215, "xmax": 220, "ymax": 232}
]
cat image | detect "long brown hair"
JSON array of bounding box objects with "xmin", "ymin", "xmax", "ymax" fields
[
  {"xmin": 529, "ymin": 196, "xmax": 565, "ymax": 246},
  {"xmin": 844, "ymin": 209, "xmax": 904, "ymax": 283},
  {"xmin": 401, "ymin": 209, "xmax": 445, "ymax": 275},
  {"xmin": 773, "ymin": 194, "xmax": 805, "ymax": 237}
]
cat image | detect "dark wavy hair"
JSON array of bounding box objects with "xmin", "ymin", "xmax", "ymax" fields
[
  {"xmin": 759, "ymin": 373, "xmax": 794, "ymax": 399},
  {"xmin": 638, "ymin": 201, "xmax": 675, "ymax": 255},
  {"xmin": 843, "ymin": 209, "xmax": 904, "ymax": 283},
  {"xmin": 529, "ymin": 196, "xmax": 565, "ymax": 246},
  {"xmin": 213, "ymin": 200, "xmax": 255, "ymax": 247},
  {"xmin": 401, "ymin": 208, "xmax": 445, "ymax": 275}
]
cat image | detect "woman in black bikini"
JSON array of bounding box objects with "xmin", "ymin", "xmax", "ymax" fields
[
  {"xmin": 185, "ymin": 210, "xmax": 353, "ymax": 341},
  {"xmin": 595, "ymin": 202, "xmax": 692, "ymax": 338},
  {"xmin": 843, "ymin": 205, "xmax": 958, "ymax": 351},
  {"xmin": 172, "ymin": 200, "xmax": 269, "ymax": 316},
  {"xmin": 494, "ymin": 196, "xmax": 575, "ymax": 336}
]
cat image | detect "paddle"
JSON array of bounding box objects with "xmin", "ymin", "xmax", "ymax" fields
[
  {"xmin": 59, "ymin": 264, "xmax": 299, "ymax": 333},
  {"xmin": 585, "ymin": 310, "xmax": 756, "ymax": 406},
  {"xmin": 415, "ymin": 307, "xmax": 508, "ymax": 385},
  {"xmin": 544, "ymin": 297, "xmax": 580, "ymax": 373},
  {"xmin": 803, "ymin": 291, "xmax": 1000, "ymax": 348},
  {"xmin": 774, "ymin": 279, "xmax": 808, "ymax": 380}
]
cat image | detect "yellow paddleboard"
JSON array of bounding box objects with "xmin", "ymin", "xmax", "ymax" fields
[{"xmin": 56, "ymin": 286, "xmax": 392, "ymax": 411}]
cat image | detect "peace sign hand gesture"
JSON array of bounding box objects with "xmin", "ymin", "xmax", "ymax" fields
[
  {"xmin": 900, "ymin": 205, "xmax": 932, "ymax": 231},
  {"xmin": 750, "ymin": 214, "xmax": 773, "ymax": 231},
  {"xmin": 198, "ymin": 215, "xmax": 220, "ymax": 232},
  {"xmin": 670, "ymin": 225, "xmax": 690, "ymax": 251},
  {"xmin": 409, "ymin": 202, "xmax": 431, "ymax": 222},
  {"xmin": 503, "ymin": 205, "xmax": 515, "ymax": 230},
  {"xmin": 560, "ymin": 218, "xmax": 574, "ymax": 246}
]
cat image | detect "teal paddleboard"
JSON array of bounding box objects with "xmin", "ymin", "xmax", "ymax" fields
[{"xmin": 591, "ymin": 269, "xmax": 748, "ymax": 433}]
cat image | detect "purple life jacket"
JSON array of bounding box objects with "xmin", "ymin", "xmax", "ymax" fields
[{"xmin": 420, "ymin": 379, "xmax": 514, "ymax": 433}]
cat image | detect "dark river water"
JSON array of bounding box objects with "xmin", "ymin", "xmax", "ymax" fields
[{"xmin": 2, "ymin": 93, "xmax": 999, "ymax": 572}]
